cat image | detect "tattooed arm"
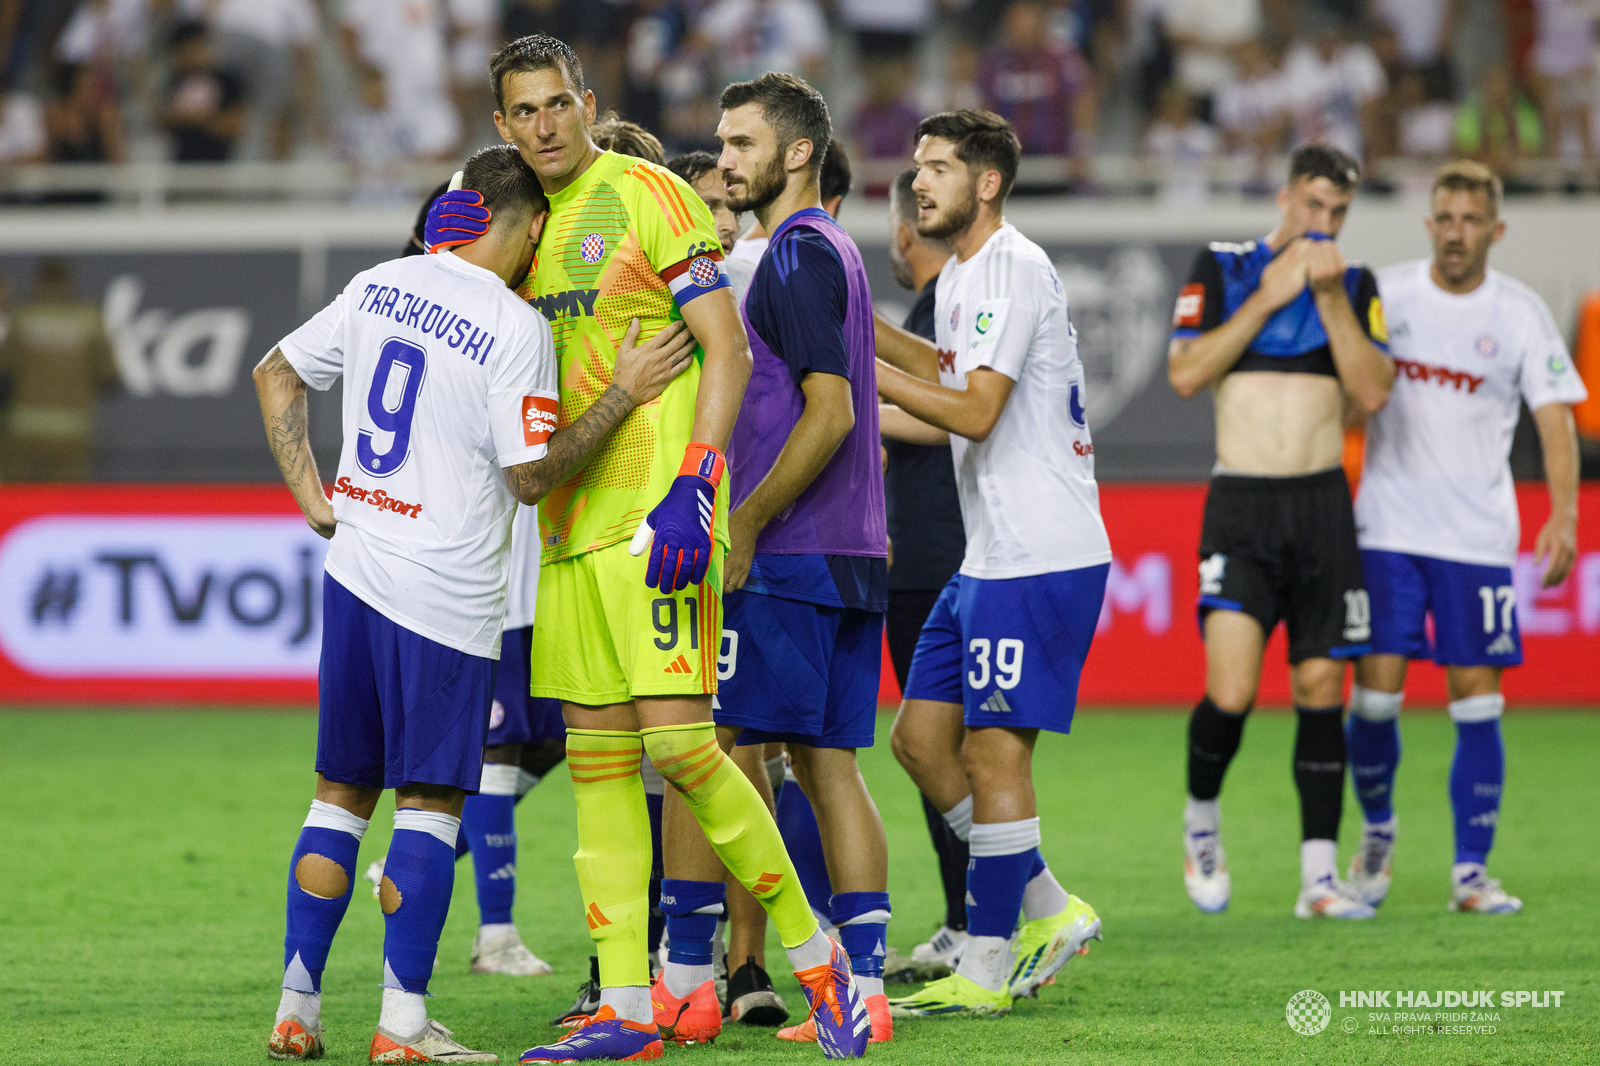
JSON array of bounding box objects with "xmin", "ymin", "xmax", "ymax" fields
[
  {"xmin": 504, "ymin": 318, "xmax": 697, "ymax": 506},
  {"xmin": 253, "ymin": 347, "xmax": 336, "ymax": 539}
]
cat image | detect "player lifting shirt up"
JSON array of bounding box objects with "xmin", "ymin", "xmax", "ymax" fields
[
  {"xmin": 257, "ymin": 144, "xmax": 694, "ymax": 1065},
  {"xmin": 426, "ymin": 34, "xmax": 866, "ymax": 1064},
  {"xmin": 1166, "ymin": 144, "xmax": 1395, "ymax": 920}
]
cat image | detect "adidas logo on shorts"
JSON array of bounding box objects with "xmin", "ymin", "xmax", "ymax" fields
[
  {"xmin": 979, "ymin": 691, "xmax": 1014, "ymax": 714},
  {"xmin": 1486, "ymin": 632, "xmax": 1517, "ymax": 656}
]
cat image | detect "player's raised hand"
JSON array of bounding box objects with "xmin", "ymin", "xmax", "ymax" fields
[
  {"xmin": 1533, "ymin": 513, "xmax": 1577, "ymax": 588},
  {"xmin": 425, "ymin": 190, "xmax": 492, "ymax": 252},
  {"xmin": 1256, "ymin": 238, "xmax": 1310, "ymax": 310},
  {"xmin": 612, "ymin": 319, "xmax": 696, "ymax": 406},
  {"xmin": 1305, "ymin": 238, "xmax": 1349, "ymax": 296},
  {"xmin": 630, "ymin": 443, "xmax": 726, "ymax": 593}
]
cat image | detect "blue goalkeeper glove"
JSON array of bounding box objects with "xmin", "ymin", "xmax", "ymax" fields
[
  {"xmin": 425, "ymin": 189, "xmax": 491, "ymax": 252},
  {"xmin": 629, "ymin": 443, "xmax": 725, "ymax": 594}
]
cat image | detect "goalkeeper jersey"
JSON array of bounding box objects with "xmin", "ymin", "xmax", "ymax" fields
[{"xmin": 517, "ymin": 150, "xmax": 732, "ymax": 564}]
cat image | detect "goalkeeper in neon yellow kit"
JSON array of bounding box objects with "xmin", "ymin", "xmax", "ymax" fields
[{"xmin": 425, "ymin": 34, "xmax": 870, "ymax": 1062}]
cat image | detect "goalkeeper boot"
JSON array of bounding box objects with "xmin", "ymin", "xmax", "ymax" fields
[
  {"xmin": 1294, "ymin": 874, "xmax": 1378, "ymax": 919},
  {"xmin": 471, "ymin": 925, "xmax": 553, "ymax": 976},
  {"xmin": 268, "ymin": 1016, "xmax": 325, "ymax": 1061},
  {"xmin": 887, "ymin": 973, "xmax": 1012, "ymax": 1018},
  {"xmin": 1449, "ymin": 865, "xmax": 1523, "ymax": 915},
  {"xmin": 1183, "ymin": 827, "xmax": 1230, "ymax": 914},
  {"xmin": 1008, "ymin": 894, "xmax": 1102, "ymax": 1000},
  {"xmin": 1347, "ymin": 818, "xmax": 1397, "ymax": 907},
  {"xmin": 777, "ymin": 993, "xmax": 891, "ymax": 1044},
  {"xmin": 369, "ymin": 1019, "xmax": 498, "ymax": 1063},
  {"xmin": 649, "ymin": 970, "xmax": 721, "ymax": 1045},
  {"xmin": 793, "ymin": 937, "xmax": 870, "ymax": 1058},
  {"xmin": 520, "ymin": 1007, "xmax": 663, "ymax": 1063}
]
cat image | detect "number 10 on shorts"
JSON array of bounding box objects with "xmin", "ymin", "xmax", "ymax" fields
[{"xmin": 968, "ymin": 638, "xmax": 1024, "ymax": 691}]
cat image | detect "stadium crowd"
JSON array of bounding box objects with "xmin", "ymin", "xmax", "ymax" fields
[{"xmin": 2, "ymin": 0, "xmax": 1599, "ymax": 193}]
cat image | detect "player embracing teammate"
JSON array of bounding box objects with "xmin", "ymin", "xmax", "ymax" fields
[{"xmin": 874, "ymin": 109, "xmax": 1110, "ymax": 1018}]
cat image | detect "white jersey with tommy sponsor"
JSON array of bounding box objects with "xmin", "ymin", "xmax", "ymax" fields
[
  {"xmin": 1356, "ymin": 259, "xmax": 1588, "ymax": 567},
  {"xmin": 934, "ymin": 222, "xmax": 1111, "ymax": 579},
  {"xmin": 279, "ymin": 251, "xmax": 558, "ymax": 658}
]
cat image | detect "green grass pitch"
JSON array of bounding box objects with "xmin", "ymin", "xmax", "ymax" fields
[{"xmin": 2, "ymin": 708, "xmax": 1596, "ymax": 1065}]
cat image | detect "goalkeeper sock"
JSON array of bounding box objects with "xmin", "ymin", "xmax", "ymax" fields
[
  {"xmin": 379, "ymin": 808, "xmax": 459, "ymax": 995},
  {"xmin": 1020, "ymin": 851, "xmax": 1070, "ymax": 921},
  {"xmin": 1346, "ymin": 686, "xmax": 1402, "ymax": 824},
  {"xmin": 660, "ymin": 878, "xmax": 724, "ymax": 997},
  {"xmin": 280, "ymin": 799, "xmax": 368, "ymax": 1020},
  {"xmin": 832, "ymin": 891, "xmax": 890, "ymax": 999},
  {"xmin": 1448, "ymin": 694, "xmax": 1505, "ymax": 865},
  {"xmin": 1188, "ymin": 696, "xmax": 1248, "ymax": 801},
  {"xmin": 569, "ymin": 729, "xmax": 652, "ymax": 988},
  {"xmin": 959, "ymin": 819, "xmax": 1039, "ymax": 992},
  {"xmin": 775, "ymin": 769, "xmax": 834, "ymax": 924},
  {"xmin": 461, "ymin": 763, "xmax": 519, "ymax": 925},
  {"xmin": 641, "ymin": 723, "xmax": 819, "ymax": 958}
]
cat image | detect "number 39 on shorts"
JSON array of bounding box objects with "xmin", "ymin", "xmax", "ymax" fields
[{"xmin": 968, "ymin": 637, "xmax": 1024, "ymax": 690}]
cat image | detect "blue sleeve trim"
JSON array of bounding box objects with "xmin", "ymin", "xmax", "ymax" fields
[
  {"xmin": 1170, "ymin": 328, "xmax": 1200, "ymax": 340},
  {"xmin": 1328, "ymin": 643, "xmax": 1372, "ymax": 659},
  {"xmin": 1197, "ymin": 595, "xmax": 1243, "ymax": 612}
]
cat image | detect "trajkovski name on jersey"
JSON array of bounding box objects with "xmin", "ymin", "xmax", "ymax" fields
[
  {"xmin": 279, "ymin": 251, "xmax": 559, "ymax": 658},
  {"xmin": 1356, "ymin": 260, "xmax": 1588, "ymax": 567},
  {"xmin": 933, "ymin": 222, "xmax": 1111, "ymax": 578}
]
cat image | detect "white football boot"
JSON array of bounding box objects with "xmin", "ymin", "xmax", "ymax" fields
[
  {"xmin": 470, "ymin": 925, "xmax": 553, "ymax": 975},
  {"xmin": 1183, "ymin": 827, "xmax": 1231, "ymax": 913},
  {"xmin": 1450, "ymin": 866, "xmax": 1523, "ymax": 914},
  {"xmin": 1348, "ymin": 818, "xmax": 1397, "ymax": 907},
  {"xmin": 1295, "ymin": 874, "xmax": 1378, "ymax": 919}
]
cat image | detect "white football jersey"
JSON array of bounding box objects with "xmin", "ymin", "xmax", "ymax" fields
[
  {"xmin": 502, "ymin": 504, "xmax": 540, "ymax": 631},
  {"xmin": 280, "ymin": 251, "xmax": 558, "ymax": 657},
  {"xmin": 934, "ymin": 222, "xmax": 1111, "ymax": 579},
  {"xmin": 1356, "ymin": 260, "xmax": 1588, "ymax": 567}
]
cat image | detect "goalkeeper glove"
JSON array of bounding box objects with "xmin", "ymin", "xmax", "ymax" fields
[
  {"xmin": 425, "ymin": 189, "xmax": 491, "ymax": 252},
  {"xmin": 630, "ymin": 443, "xmax": 725, "ymax": 594}
]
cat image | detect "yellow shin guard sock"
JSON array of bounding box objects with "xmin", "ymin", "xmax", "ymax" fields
[
  {"xmin": 567, "ymin": 729, "xmax": 652, "ymax": 987},
  {"xmin": 641, "ymin": 722, "xmax": 819, "ymax": 949}
]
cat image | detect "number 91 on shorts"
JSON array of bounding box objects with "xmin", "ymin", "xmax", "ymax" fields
[{"xmin": 901, "ymin": 564, "xmax": 1110, "ymax": 735}]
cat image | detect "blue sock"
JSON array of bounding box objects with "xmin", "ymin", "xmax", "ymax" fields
[
  {"xmin": 646, "ymin": 790, "xmax": 665, "ymax": 957},
  {"xmin": 461, "ymin": 763, "xmax": 520, "ymax": 925},
  {"xmin": 966, "ymin": 820, "xmax": 1040, "ymax": 939},
  {"xmin": 1449, "ymin": 696, "xmax": 1505, "ymax": 865},
  {"xmin": 283, "ymin": 800, "xmax": 368, "ymax": 992},
  {"xmin": 831, "ymin": 891, "xmax": 890, "ymax": 982},
  {"xmin": 1346, "ymin": 716, "xmax": 1401, "ymax": 823},
  {"xmin": 659, "ymin": 878, "xmax": 724, "ymax": 967},
  {"xmin": 775, "ymin": 778, "xmax": 833, "ymax": 921},
  {"xmin": 381, "ymin": 811, "xmax": 460, "ymax": 994}
]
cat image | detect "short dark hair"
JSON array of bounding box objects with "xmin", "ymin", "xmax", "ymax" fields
[
  {"xmin": 668, "ymin": 150, "xmax": 721, "ymax": 188},
  {"xmin": 490, "ymin": 34, "xmax": 584, "ymax": 113},
  {"xmin": 1431, "ymin": 158, "xmax": 1502, "ymax": 216},
  {"xmin": 820, "ymin": 139, "xmax": 852, "ymax": 204},
  {"xmin": 1289, "ymin": 143, "xmax": 1361, "ymax": 191},
  {"xmin": 719, "ymin": 73, "xmax": 833, "ymax": 177},
  {"xmin": 890, "ymin": 168, "xmax": 919, "ymax": 225},
  {"xmin": 589, "ymin": 113, "xmax": 665, "ymax": 164},
  {"xmin": 169, "ymin": 19, "xmax": 209, "ymax": 49},
  {"xmin": 461, "ymin": 144, "xmax": 548, "ymax": 220},
  {"xmin": 914, "ymin": 109, "xmax": 1022, "ymax": 201}
]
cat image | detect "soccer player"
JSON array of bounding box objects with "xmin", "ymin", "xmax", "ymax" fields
[
  {"xmin": 258, "ymin": 144, "xmax": 693, "ymax": 1064},
  {"xmin": 876, "ymin": 167, "xmax": 969, "ymax": 979},
  {"xmin": 649, "ymin": 73, "xmax": 894, "ymax": 1047},
  {"xmin": 668, "ymin": 150, "xmax": 755, "ymax": 303},
  {"xmin": 425, "ymin": 36, "xmax": 865, "ymax": 1062},
  {"xmin": 1345, "ymin": 160, "xmax": 1586, "ymax": 914},
  {"xmin": 872, "ymin": 109, "xmax": 1108, "ymax": 1018},
  {"xmin": 1166, "ymin": 143, "xmax": 1395, "ymax": 919}
]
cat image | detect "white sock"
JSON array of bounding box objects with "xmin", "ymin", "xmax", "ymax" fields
[
  {"xmin": 477, "ymin": 922, "xmax": 516, "ymax": 941},
  {"xmin": 1183, "ymin": 796, "xmax": 1219, "ymax": 835},
  {"xmin": 479, "ymin": 762, "xmax": 520, "ymax": 795},
  {"xmin": 1452, "ymin": 861, "xmax": 1486, "ymax": 886},
  {"xmin": 663, "ymin": 961, "xmax": 713, "ymax": 998},
  {"xmin": 599, "ymin": 985, "xmax": 652, "ymax": 1023},
  {"xmin": 1349, "ymin": 685, "xmax": 1403, "ymax": 722},
  {"xmin": 1021, "ymin": 864, "xmax": 1070, "ymax": 922},
  {"xmin": 857, "ymin": 975, "xmax": 884, "ymax": 999},
  {"xmin": 276, "ymin": 988, "xmax": 319, "ymax": 1025},
  {"xmin": 378, "ymin": 986, "xmax": 427, "ymax": 1036},
  {"xmin": 953, "ymin": 934, "xmax": 1012, "ymax": 992},
  {"xmin": 1365, "ymin": 814, "xmax": 1397, "ymax": 835},
  {"xmin": 1301, "ymin": 839, "xmax": 1338, "ymax": 887},
  {"xmin": 515, "ymin": 768, "xmax": 541, "ymax": 798},
  {"xmin": 392, "ymin": 807, "xmax": 462, "ymax": 847},
  {"xmin": 785, "ymin": 926, "xmax": 835, "ymax": 972},
  {"xmin": 942, "ymin": 795, "xmax": 974, "ymax": 842}
]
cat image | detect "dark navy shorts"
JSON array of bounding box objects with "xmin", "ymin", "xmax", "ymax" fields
[
  {"xmin": 489, "ymin": 625, "xmax": 567, "ymax": 746},
  {"xmin": 316, "ymin": 574, "xmax": 494, "ymax": 792},
  {"xmin": 1362, "ymin": 549, "xmax": 1523, "ymax": 667},
  {"xmin": 715, "ymin": 589, "xmax": 884, "ymax": 750},
  {"xmin": 903, "ymin": 565, "xmax": 1108, "ymax": 735}
]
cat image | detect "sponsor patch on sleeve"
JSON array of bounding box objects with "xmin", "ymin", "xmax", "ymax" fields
[
  {"xmin": 522, "ymin": 394, "xmax": 559, "ymax": 447},
  {"xmin": 1173, "ymin": 283, "xmax": 1205, "ymax": 328}
]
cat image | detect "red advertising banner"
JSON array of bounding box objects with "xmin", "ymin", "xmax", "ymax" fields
[{"xmin": 1, "ymin": 483, "xmax": 1596, "ymax": 706}]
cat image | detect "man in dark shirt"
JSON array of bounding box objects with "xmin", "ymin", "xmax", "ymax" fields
[
  {"xmin": 878, "ymin": 168, "xmax": 970, "ymax": 977},
  {"xmin": 160, "ymin": 21, "xmax": 247, "ymax": 163}
]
